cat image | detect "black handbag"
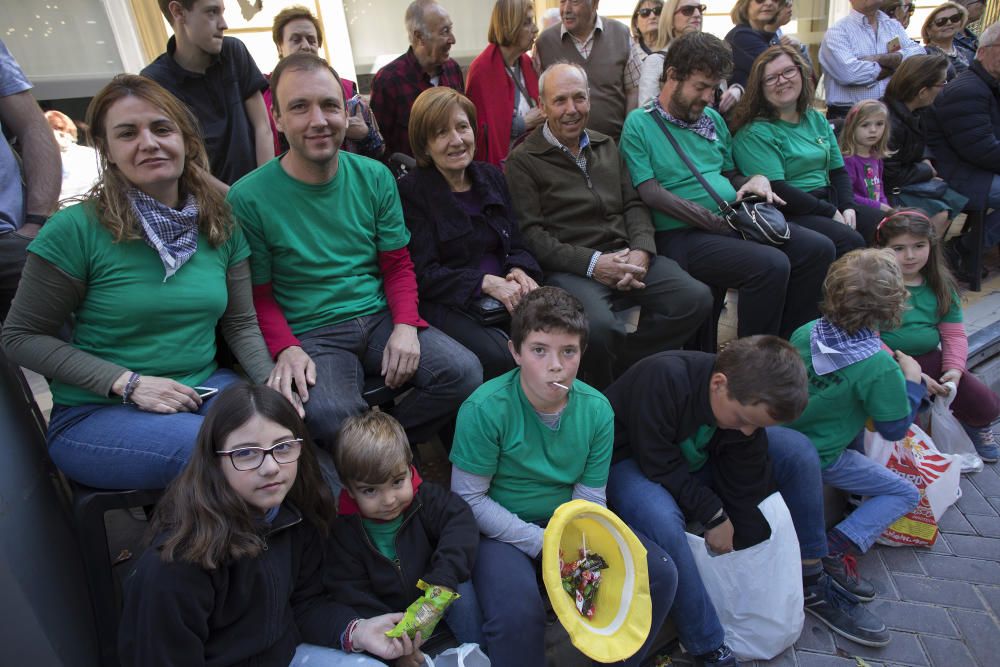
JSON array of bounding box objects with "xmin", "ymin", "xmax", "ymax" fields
[
  {"xmin": 465, "ymin": 296, "xmax": 509, "ymax": 326},
  {"xmin": 894, "ymin": 179, "xmax": 948, "ymax": 199},
  {"xmin": 649, "ymin": 111, "xmax": 791, "ymax": 246}
]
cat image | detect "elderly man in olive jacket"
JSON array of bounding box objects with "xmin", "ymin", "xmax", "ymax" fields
[{"xmin": 505, "ymin": 63, "xmax": 711, "ymax": 389}]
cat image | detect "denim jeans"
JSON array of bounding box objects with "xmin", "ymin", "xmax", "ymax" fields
[
  {"xmin": 606, "ymin": 426, "xmax": 826, "ymax": 655},
  {"xmin": 443, "ymin": 580, "xmax": 486, "ymax": 647},
  {"xmin": 46, "ymin": 368, "xmax": 242, "ymax": 490},
  {"xmin": 472, "ymin": 533, "xmax": 676, "ymax": 667},
  {"xmin": 298, "ymin": 310, "xmax": 481, "ymax": 450},
  {"xmin": 821, "ymin": 448, "xmax": 920, "ymax": 552},
  {"xmin": 290, "ymin": 644, "xmax": 388, "ymax": 666}
]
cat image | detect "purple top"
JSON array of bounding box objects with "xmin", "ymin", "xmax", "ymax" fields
[
  {"xmin": 843, "ymin": 154, "xmax": 888, "ymax": 209},
  {"xmin": 452, "ymin": 188, "xmax": 503, "ymax": 293}
]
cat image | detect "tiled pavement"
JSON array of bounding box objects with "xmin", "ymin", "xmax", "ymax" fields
[{"xmin": 661, "ymin": 448, "xmax": 1000, "ymax": 667}]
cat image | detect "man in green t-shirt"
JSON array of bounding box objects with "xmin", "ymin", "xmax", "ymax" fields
[
  {"xmin": 227, "ymin": 53, "xmax": 480, "ymax": 450},
  {"xmin": 618, "ymin": 31, "xmax": 834, "ymax": 339}
]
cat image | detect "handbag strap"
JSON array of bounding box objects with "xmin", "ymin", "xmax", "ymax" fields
[{"xmin": 649, "ymin": 110, "xmax": 732, "ymax": 215}]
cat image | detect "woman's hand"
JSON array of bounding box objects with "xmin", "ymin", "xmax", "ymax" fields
[
  {"xmin": 506, "ymin": 267, "xmax": 539, "ymax": 295},
  {"xmin": 718, "ymin": 86, "xmax": 742, "ymax": 114},
  {"xmin": 116, "ymin": 373, "xmax": 202, "ymax": 413},
  {"xmin": 523, "ymin": 106, "xmax": 546, "ymax": 131},
  {"xmin": 482, "ymin": 274, "xmax": 524, "ymax": 312},
  {"xmin": 939, "ymin": 368, "xmax": 963, "ymax": 389}
]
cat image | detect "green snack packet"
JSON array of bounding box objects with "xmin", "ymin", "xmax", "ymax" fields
[{"xmin": 385, "ymin": 579, "xmax": 460, "ymax": 640}]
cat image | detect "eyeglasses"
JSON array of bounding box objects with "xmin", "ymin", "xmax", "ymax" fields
[
  {"xmin": 763, "ymin": 65, "xmax": 800, "ymax": 87},
  {"xmin": 676, "ymin": 4, "xmax": 707, "ymax": 17},
  {"xmin": 638, "ymin": 6, "xmax": 663, "ymax": 18},
  {"xmin": 933, "ymin": 13, "xmax": 963, "ymax": 27},
  {"xmin": 217, "ymin": 438, "xmax": 303, "ymax": 471}
]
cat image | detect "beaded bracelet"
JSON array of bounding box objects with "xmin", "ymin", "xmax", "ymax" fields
[
  {"xmin": 342, "ymin": 618, "xmax": 364, "ymax": 653},
  {"xmin": 122, "ymin": 372, "xmax": 141, "ymax": 405}
]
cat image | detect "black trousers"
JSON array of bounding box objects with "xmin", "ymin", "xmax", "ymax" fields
[{"xmin": 420, "ymin": 301, "xmax": 515, "ymax": 382}]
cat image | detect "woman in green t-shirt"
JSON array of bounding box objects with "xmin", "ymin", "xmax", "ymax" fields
[
  {"xmin": 2, "ymin": 75, "xmax": 276, "ymax": 491},
  {"xmin": 730, "ymin": 45, "xmax": 881, "ymax": 254}
]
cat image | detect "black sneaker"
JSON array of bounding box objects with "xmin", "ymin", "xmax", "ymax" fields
[
  {"xmin": 823, "ymin": 552, "xmax": 876, "ymax": 602},
  {"xmin": 695, "ymin": 643, "xmax": 741, "ymax": 666},
  {"xmin": 805, "ymin": 572, "xmax": 890, "ymax": 647}
]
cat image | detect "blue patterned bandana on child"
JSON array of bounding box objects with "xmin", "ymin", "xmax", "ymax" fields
[
  {"xmin": 810, "ymin": 318, "xmax": 882, "ymax": 375},
  {"xmin": 128, "ymin": 188, "xmax": 199, "ymax": 281}
]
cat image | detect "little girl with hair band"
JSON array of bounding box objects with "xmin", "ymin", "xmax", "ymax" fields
[
  {"xmin": 118, "ymin": 383, "xmax": 416, "ymax": 667},
  {"xmin": 876, "ymin": 209, "xmax": 1000, "ymax": 462},
  {"xmin": 840, "ymin": 100, "xmax": 893, "ymax": 216}
]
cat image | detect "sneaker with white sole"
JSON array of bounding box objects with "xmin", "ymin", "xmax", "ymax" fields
[{"xmin": 971, "ymin": 426, "xmax": 1000, "ymax": 463}]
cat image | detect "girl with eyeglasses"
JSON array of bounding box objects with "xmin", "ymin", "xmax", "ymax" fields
[
  {"xmin": 922, "ymin": 2, "xmax": 972, "ymax": 80},
  {"xmin": 731, "ymin": 45, "xmax": 879, "ymax": 256},
  {"xmin": 118, "ymin": 383, "xmax": 417, "ymax": 666},
  {"xmin": 638, "ymin": 0, "xmax": 743, "ymax": 111}
]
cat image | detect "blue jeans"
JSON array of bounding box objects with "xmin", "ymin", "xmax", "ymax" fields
[
  {"xmin": 290, "ymin": 644, "xmax": 387, "ymax": 666},
  {"xmin": 821, "ymin": 448, "xmax": 920, "ymax": 552},
  {"xmin": 606, "ymin": 426, "xmax": 826, "ymax": 655},
  {"xmin": 443, "ymin": 580, "xmax": 486, "ymax": 647},
  {"xmin": 298, "ymin": 310, "xmax": 481, "ymax": 449},
  {"xmin": 472, "ymin": 534, "xmax": 676, "ymax": 667},
  {"xmin": 46, "ymin": 368, "xmax": 242, "ymax": 490}
]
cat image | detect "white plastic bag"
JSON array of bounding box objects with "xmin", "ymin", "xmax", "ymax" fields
[
  {"xmin": 424, "ymin": 643, "xmax": 490, "ymax": 667},
  {"xmin": 865, "ymin": 423, "xmax": 962, "ymax": 546},
  {"xmin": 685, "ymin": 493, "xmax": 803, "ymax": 661},
  {"xmin": 929, "ymin": 382, "xmax": 984, "ymax": 474}
]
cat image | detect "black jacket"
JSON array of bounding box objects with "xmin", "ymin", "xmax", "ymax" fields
[
  {"xmin": 883, "ymin": 96, "xmax": 935, "ymax": 190},
  {"xmin": 119, "ymin": 504, "xmax": 355, "ymax": 667},
  {"xmin": 398, "ymin": 161, "xmax": 541, "ymax": 309},
  {"xmin": 605, "ymin": 352, "xmax": 774, "ymax": 547},
  {"xmin": 926, "ymin": 61, "xmax": 1000, "ymax": 210},
  {"xmin": 326, "ymin": 480, "xmax": 478, "ymax": 618}
]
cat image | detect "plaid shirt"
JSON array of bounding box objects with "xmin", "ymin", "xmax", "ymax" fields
[{"xmin": 369, "ymin": 47, "xmax": 465, "ymax": 157}]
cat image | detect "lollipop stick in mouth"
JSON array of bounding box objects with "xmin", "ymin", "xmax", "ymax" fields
[{"xmin": 551, "ymin": 381, "xmax": 570, "ymax": 390}]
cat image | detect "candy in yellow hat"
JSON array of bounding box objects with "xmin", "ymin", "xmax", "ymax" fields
[{"xmin": 542, "ymin": 500, "xmax": 652, "ymax": 663}]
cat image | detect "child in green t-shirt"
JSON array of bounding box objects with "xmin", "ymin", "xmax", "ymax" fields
[
  {"xmin": 449, "ymin": 287, "xmax": 676, "ymax": 667},
  {"xmin": 875, "ymin": 209, "xmax": 1000, "ymax": 461},
  {"xmin": 789, "ymin": 249, "xmax": 924, "ymax": 605}
]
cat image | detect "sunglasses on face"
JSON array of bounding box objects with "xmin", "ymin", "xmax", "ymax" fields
[
  {"xmin": 638, "ymin": 6, "xmax": 663, "ymax": 18},
  {"xmin": 933, "ymin": 13, "xmax": 963, "ymax": 27},
  {"xmin": 676, "ymin": 4, "xmax": 707, "ymax": 17}
]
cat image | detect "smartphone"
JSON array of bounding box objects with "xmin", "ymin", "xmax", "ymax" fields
[
  {"xmin": 195, "ymin": 386, "xmax": 219, "ymax": 399},
  {"xmin": 887, "ymin": 36, "xmax": 901, "ymax": 53}
]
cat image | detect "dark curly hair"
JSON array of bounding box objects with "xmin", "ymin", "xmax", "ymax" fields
[{"xmin": 662, "ymin": 31, "xmax": 733, "ymax": 83}]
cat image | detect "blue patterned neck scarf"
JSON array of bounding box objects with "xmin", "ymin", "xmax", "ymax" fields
[
  {"xmin": 650, "ymin": 98, "xmax": 718, "ymax": 142},
  {"xmin": 810, "ymin": 318, "xmax": 881, "ymax": 376},
  {"xmin": 128, "ymin": 189, "xmax": 199, "ymax": 281}
]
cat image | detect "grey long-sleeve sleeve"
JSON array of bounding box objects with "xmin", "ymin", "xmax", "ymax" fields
[{"xmin": 451, "ymin": 466, "xmax": 545, "ymax": 558}]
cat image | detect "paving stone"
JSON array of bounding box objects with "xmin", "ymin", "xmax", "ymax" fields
[
  {"xmin": 966, "ymin": 514, "xmax": 1000, "ymax": 538},
  {"xmin": 913, "ymin": 553, "xmax": 1000, "ymax": 584},
  {"xmin": 941, "ymin": 533, "xmax": 1000, "ymax": 560},
  {"xmin": 938, "ymin": 507, "xmax": 978, "ymax": 535},
  {"xmin": 754, "ymin": 647, "xmax": 797, "ymax": 666},
  {"xmin": 925, "ymin": 532, "xmax": 953, "ymax": 554},
  {"xmin": 949, "ymin": 609, "xmax": 1000, "ymax": 667},
  {"xmin": 976, "ymin": 585, "xmax": 1000, "ymax": 619},
  {"xmin": 877, "ymin": 546, "xmax": 924, "ymax": 575},
  {"xmin": 891, "ymin": 574, "xmax": 985, "ymax": 610},
  {"xmin": 957, "ymin": 478, "xmax": 997, "ymax": 516},
  {"xmin": 970, "ymin": 469, "xmax": 1000, "ymax": 496},
  {"xmin": 867, "ymin": 599, "xmax": 959, "ymax": 637},
  {"xmin": 857, "ymin": 548, "xmax": 900, "ymax": 600},
  {"xmin": 834, "ymin": 630, "xmax": 928, "ymax": 666},
  {"xmin": 794, "ymin": 614, "xmax": 837, "ymax": 654},
  {"xmin": 918, "ymin": 635, "xmax": 978, "ymax": 667},
  {"xmin": 795, "ymin": 651, "xmax": 882, "ymax": 667}
]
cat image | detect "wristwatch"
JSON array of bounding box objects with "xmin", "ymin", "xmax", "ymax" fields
[{"xmin": 24, "ymin": 213, "xmax": 49, "ymax": 227}]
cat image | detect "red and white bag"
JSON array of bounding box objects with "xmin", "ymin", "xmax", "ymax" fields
[{"xmin": 865, "ymin": 424, "xmax": 962, "ymax": 547}]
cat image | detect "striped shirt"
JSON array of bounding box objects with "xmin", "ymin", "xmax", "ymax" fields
[{"xmin": 819, "ymin": 10, "xmax": 923, "ymax": 106}]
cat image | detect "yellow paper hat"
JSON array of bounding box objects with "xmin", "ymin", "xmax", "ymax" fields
[{"xmin": 542, "ymin": 500, "xmax": 652, "ymax": 663}]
